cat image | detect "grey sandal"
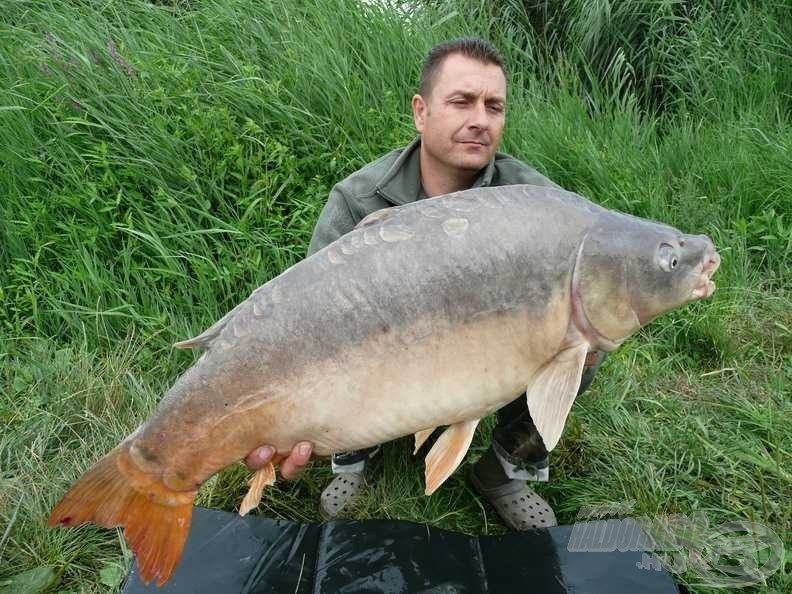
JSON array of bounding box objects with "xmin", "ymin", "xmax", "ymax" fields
[
  {"xmin": 319, "ymin": 471, "xmax": 367, "ymax": 520},
  {"xmin": 471, "ymin": 469, "xmax": 557, "ymax": 531}
]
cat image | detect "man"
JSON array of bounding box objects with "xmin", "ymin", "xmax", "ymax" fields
[{"xmin": 246, "ymin": 38, "xmax": 604, "ymax": 530}]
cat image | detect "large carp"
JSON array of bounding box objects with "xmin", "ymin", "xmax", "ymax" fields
[{"xmin": 49, "ymin": 185, "xmax": 719, "ymax": 585}]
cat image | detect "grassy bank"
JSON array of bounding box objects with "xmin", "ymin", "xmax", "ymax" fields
[{"xmin": 1, "ymin": 0, "xmax": 790, "ymax": 592}]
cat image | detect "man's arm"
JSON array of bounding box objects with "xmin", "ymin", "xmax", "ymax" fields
[
  {"xmin": 307, "ymin": 185, "xmax": 358, "ymax": 256},
  {"xmin": 494, "ymin": 155, "xmax": 563, "ymax": 191}
]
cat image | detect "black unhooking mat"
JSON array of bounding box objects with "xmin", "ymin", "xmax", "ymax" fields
[{"xmin": 122, "ymin": 507, "xmax": 682, "ymax": 593}]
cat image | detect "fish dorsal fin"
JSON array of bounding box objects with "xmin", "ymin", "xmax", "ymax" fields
[
  {"xmin": 526, "ymin": 343, "xmax": 589, "ymax": 452},
  {"xmin": 413, "ymin": 427, "xmax": 438, "ymax": 454},
  {"xmin": 173, "ymin": 286, "xmax": 264, "ymax": 349},
  {"xmin": 173, "ymin": 316, "xmax": 229, "ymax": 349},
  {"xmin": 354, "ymin": 207, "xmax": 398, "ymax": 229},
  {"xmin": 424, "ymin": 419, "xmax": 479, "ymax": 495}
]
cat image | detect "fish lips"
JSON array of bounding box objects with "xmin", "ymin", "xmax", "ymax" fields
[{"xmin": 691, "ymin": 250, "xmax": 721, "ymax": 300}]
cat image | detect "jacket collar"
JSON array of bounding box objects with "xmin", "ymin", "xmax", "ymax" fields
[{"xmin": 376, "ymin": 136, "xmax": 497, "ymax": 206}]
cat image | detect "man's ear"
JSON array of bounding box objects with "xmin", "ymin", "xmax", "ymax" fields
[{"xmin": 412, "ymin": 94, "xmax": 427, "ymax": 133}]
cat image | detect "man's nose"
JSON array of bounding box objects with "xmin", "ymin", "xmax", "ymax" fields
[{"xmin": 468, "ymin": 101, "xmax": 489, "ymax": 130}]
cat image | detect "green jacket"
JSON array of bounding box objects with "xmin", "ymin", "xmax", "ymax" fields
[{"xmin": 308, "ymin": 137, "xmax": 560, "ymax": 255}]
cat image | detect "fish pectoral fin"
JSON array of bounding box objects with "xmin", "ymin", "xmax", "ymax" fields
[
  {"xmin": 239, "ymin": 463, "xmax": 276, "ymax": 516},
  {"xmin": 413, "ymin": 427, "xmax": 438, "ymax": 454},
  {"xmin": 424, "ymin": 419, "xmax": 479, "ymax": 496},
  {"xmin": 526, "ymin": 342, "xmax": 589, "ymax": 452}
]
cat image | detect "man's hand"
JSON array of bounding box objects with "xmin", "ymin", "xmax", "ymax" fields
[{"xmin": 245, "ymin": 442, "xmax": 314, "ymax": 480}]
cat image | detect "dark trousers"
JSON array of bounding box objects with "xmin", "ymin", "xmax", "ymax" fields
[{"xmin": 332, "ymin": 352, "xmax": 607, "ymax": 469}]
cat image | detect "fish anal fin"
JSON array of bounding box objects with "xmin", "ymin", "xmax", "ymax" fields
[
  {"xmin": 526, "ymin": 342, "xmax": 589, "ymax": 452},
  {"xmin": 424, "ymin": 419, "xmax": 479, "ymax": 496},
  {"xmin": 48, "ymin": 446, "xmax": 196, "ymax": 586},
  {"xmin": 413, "ymin": 427, "xmax": 438, "ymax": 455},
  {"xmin": 239, "ymin": 462, "xmax": 278, "ymax": 516}
]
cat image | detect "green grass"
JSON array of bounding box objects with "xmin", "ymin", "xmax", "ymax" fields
[{"xmin": 1, "ymin": 0, "xmax": 790, "ymax": 592}]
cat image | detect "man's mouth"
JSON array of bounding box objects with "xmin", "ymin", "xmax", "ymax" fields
[{"xmin": 457, "ymin": 139, "xmax": 488, "ymax": 146}]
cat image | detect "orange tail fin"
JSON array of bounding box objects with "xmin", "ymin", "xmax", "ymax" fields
[{"xmin": 48, "ymin": 446, "xmax": 196, "ymax": 586}]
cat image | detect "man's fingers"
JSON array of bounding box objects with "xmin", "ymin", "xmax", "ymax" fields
[
  {"xmin": 280, "ymin": 441, "xmax": 313, "ymax": 481},
  {"xmin": 245, "ymin": 445, "xmax": 275, "ymax": 470},
  {"xmin": 244, "ymin": 441, "xmax": 314, "ymax": 478}
]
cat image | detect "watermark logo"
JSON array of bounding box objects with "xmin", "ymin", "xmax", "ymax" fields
[{"xmin": 567, "ymin": 501, "xmax": 784, "ymax": 588}]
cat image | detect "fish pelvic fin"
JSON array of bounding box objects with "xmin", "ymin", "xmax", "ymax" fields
[
  {"xmin": 526, "ymin": 342, "xmax": 589, "ymax": 452},
  {"xmin": 413, "ymin": 427, "xmax": 438, "ymax": 455},
  {"xmin": 48, "ymin": 445, "xmax": 196, "ymax": 587},
  {"xmin": 424, "ymin": 419, "xmax": 479, "ymax": 496},
  {"xmin": 239, "ymin": 462, "xmax": 277, "ymax": 516}
]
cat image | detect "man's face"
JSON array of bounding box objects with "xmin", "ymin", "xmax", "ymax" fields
[{"xmin": 413, "ymin": 53, "xmax": 507, "ymax": 173}]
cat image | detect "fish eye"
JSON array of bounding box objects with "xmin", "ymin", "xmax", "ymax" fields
[{"xmin": 658, "ymin": 243, "xmax": 678, "ymax": 272}]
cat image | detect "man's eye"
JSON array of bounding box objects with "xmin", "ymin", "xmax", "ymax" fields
[{"xmin": 488, "ymin": 105, "xmax": 504, "ymax": 113}]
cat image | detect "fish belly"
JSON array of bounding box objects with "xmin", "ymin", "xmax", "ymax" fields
[
  {"xmin": 133, "ymin": 291, "xmax": 571, "ymax": 492},
  {"xmin": 264, "ymin": 300, "xmax": 571, "ymax": 455}
]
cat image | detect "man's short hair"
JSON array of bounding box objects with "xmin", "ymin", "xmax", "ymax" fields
[{"xmin": 418, "ymin": 38, "xmax": 506, "ymax": 97}]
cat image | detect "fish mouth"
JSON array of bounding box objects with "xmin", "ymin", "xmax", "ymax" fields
[{"xmin": 691, "ymin": 251, "xmax": 720, "ymax": 299}]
